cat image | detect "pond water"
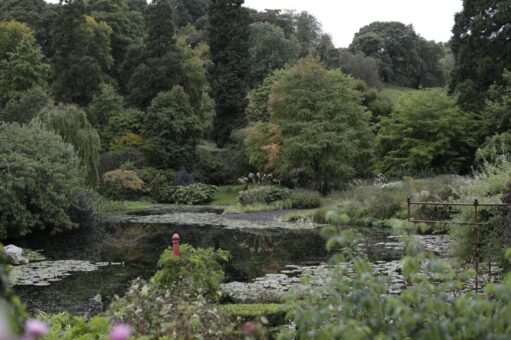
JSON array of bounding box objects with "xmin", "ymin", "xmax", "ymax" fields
[{"xmin": 11, "ymin": 219, "xmax": 404, "ymax": 315}]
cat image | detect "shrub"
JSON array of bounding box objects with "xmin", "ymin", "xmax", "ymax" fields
[
  {"xmin": 0, "ymin": 122, "xmax": 89, "ymax": 238},
  {"xmin": 289, "ymin": 191, "xmax": 322, "ymax": 209},
  {"xmin": 238, "ymin": 186, "xmax": 292, "ymax": 206},
  {"xmin": 35, "ymin": 312, "xmax": 110, "ymax": 340},
  {"xmin": 153, "ymin": 244, "xmax": 229, "ymax": 301},
  {"xmin": 281, "ymin": 232, "xmax": 511, "ymax": 339},
  {"xmin": 101, "ymin": 170, "xmax": 147, "ymax": 200},
  {"xmin": 219, "ymin": 304, "xmax": 287, "ymax": 326},
  {"xmin": 152, "ymin": 183, "xmax": 217, "ymax": 205},
  {"xmin": 0, "ymin": 243, "xmax": 27, "ymax": 336},
  {"xmin": 108, "ymin": 279, "xmax": 235, "ymax": 339}
]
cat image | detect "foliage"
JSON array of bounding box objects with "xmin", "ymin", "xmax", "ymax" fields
[
  {"xmin": 476, "ymin": 131, "xmax": 511, "ymax": 165},
  {"xmin": 35, "ymin": 312, "xmax": 110, "ymax": 340},
  {"xmin": 38, "ymin": 104, "xmax": 101, "ymax": 187},
  {"xmin": 101, "ymin": 169, "xmax": 147, "ymax": 201},
  {"xmin": 244, "ymin": 123, "xmax": 284, "ymax": 172},
  {"xmin": 0, "ymin": 31, "xmax": 49, "ymax": 107},
  {"xmin": 281, "ymin": 232, "xmax": 511, "ymax": 339},
  {"xmin": 0, "ymin": 87, "xmax": 50, "ymax": 124},
  {"xmin": 98, "ymin": 147, "xmax": 146, "ymax": 175},
  {"xmin": 153, "ymin": 244, "xmax": 230, "ymax": 301},
  {"xmin": 350, "ymin": 21, "xmax": 445, "ymax": 88},
  {"xmin": 482, "ymin": 69, "xmax": 511, "ymax": 135},
  {"xmin": 375, "ymin": 89, "xmax": 476, "ymax": 176},
  {"xmin": 102, "ymin": 108, "xmax": 142, "ymax": 150},
  {"xmin": 238, "ymin": 186, "xmax": 291, "ymax": 206},
  {"xmin": 245, "ymin": 69, "xmax": 286, "ymax": 123},
  {"xmin": 142, "ymin": 87, "xmax": 202, "ymax": 168},
  {"xmin": 152, "ymin": 183, "xmax": 217, "ymax": 205},
  {"xmin": 247, "ymin": 22, "xmax": 299, "ymax": 87},
  {"xmin": 87, "ymin": 0, "xmax": 145, "ymax": 80},
  {"xmin": 219, "ymin": 304, "xmax": 287, "ymax": 326},
  {"xmin": 238, "ymin": 172, "xmax": 280, "ymax": 188},
  {"xmin": 0, "ymin": 243, "xmax": 27, "ymax": 336},
  {"xmin": 289, "ymin": 191, "xmax": 321, "ymax": 209},
  {"xmin": 0, "ymin": 0, "xmax": 56, "ymax": 55},
  {"xmin": 125, "ymin": 0, "xmax": 208, "ymax": 111},
  {"xmin": 108, "ymin": 278, "xmax": 236, "ymax": 339},
  {"xmin": 451, "ymin": 156, "xmax": 511, "ymax": 269},
  {"xmin": 86, "ymin": 82, "xmax": 124, "ymax": 129},
  {"xmin": 51, "ymin": 2, "xmax": 113, "ymax": 106},
  {"xmin": 338, "ymin": 49, "xmax": 383, "ymax": 90},
  {"xmin": 268, "ymin": 57, "xmax": 374, "ymax": 194},
  {"xmin": 0, "ymin": 122, "xmax": 87, "ymax": 238},
  {"xmin": 451, "ymin": 0, "xmax": 511, "ymax": 111},
  {"xmin": 209, "ymin": 0, "xmax": 251, "ymax": 146}
]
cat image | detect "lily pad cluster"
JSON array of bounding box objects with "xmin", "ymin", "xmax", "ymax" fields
[{"xmin": 9, "ymin": 260, "xmax": 103, "ymax": 286}]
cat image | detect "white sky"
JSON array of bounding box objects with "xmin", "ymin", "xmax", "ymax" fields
[
  {"xmin": 244, "ymin": 0, "xmax": 463, "ymax": 47},
  {"xmin": 45, "ymin": 0, "xmax": 463, "ymax": 47}
]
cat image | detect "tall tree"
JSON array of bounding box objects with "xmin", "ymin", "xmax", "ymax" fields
[
  {"xmin": 247, "ymin": 22, "xmax": 299, "ymax": 87},
  {"xmin": 295, "ymin": 11, "xmax": 322, "ymax": 57},
  {"xmin": 246, "ymin": 58, "xmax": 374, "ymax": 194},
  {"xmin": 51, "ymin": 0, "xmax": 113, "ymax": 106},
  {"xmin": 0, "ymin": 0, "xmax": 57, "ymax": 55},
  {"xmin": 126, "ymin": 0, "xmax": 206, "ymax": 109},
  {"xmin": 0, "ymin": 37, "xmax": 49, "ymax": 105},
  {"xmin": 0, "ymin": 21, "xmax": 49, "ymax": 107},
  {"xmin": 209, "ymin": 0, "xmax": 251, "ymax": 146},
  {"xmin": 451, "ymin": 0, "xmax": 511, "ymax": 111},
  {"xmin": 87, "ymin": 0, "xmax": 145, "ymax": 81},
  {"xmin": 350, "ymin": 21, "xmax": 444, "ymax": 88}
]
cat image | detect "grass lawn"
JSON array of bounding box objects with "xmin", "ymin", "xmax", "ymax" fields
[{"xmin": 381, "ymin": 84, "xmax": 421, "ymax": 104}]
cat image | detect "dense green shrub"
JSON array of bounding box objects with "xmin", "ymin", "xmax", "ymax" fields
[
  {"xmin": 289, "ymin": 191, "xmax": 322, "ymax": 209},
  {"xmin": 0, "ymin": 243, "xmax": 26, "ymax": 335},
  {"xmin": 152, "ymin": 183, "xmax": 217, "ymax": 205},
  {"xmin": 238, "ymin": 186, "xmax": 292, "ymax": 206},
  {"xmin": 108, "ymin": 279, "xmax": 235, "ymax": 339},
  {"xmin": 35, "ymin": 312, "xmax": 110, "ymax": 340},
  {"xmin": 101, "ymin": 170, "xmax": 147, "ymax": 200},
  {"xmin": 153, "ymin": 244, "xmax": 229, "ymax": 301},
  {"xmin": 281, "ymin": 232, "xmax": 511, "ymax": 339},
  {"xmin": 0, "ymin": 122, "xmax": 89, "ymax": 238}
]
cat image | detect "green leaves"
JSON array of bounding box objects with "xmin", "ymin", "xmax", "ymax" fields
[
  {"xmin": 0, "ymin": 122, "xmax": 87, "ymax": 238},
  {"xmin": 376, "ymin": 88, "xmax": 476, "ymax": 176}
]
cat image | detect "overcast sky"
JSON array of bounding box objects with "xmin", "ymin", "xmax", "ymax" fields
[
  {"xmin": 244, "ymin": 0, "xmax": 463, "ymax": 47},
  {"xmin": 46, "ymin": 0, "xmax": 463, "ymax": 47}
]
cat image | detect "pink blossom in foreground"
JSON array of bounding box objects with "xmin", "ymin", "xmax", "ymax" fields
[
  {"xmin": 110, "ymin": 324, "xmax": 132, "ymax": 340},
  {"xmin": 23, "ymin": 320, "xmax": 49, "ymax": 340},
  {"xmin": 242, "ymin": 322, "xmax": 257, "ymax": 336}
]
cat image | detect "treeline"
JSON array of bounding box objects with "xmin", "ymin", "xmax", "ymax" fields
[{"xmin": 0, "ymin": 0, "xmax": 510, "ymax": 237}]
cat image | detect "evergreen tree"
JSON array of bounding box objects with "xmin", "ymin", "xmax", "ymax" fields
[
  {"xmin": 0, "ymin": 36, "xmax": 49, "ymax": 107},
  {"xmin": 126, "ymin": 0, "xmax": 206, "ymax": 109},
  {"xmin": 142, "ymin": 86, "xmax": 202, "ymax": 169},
  {"xmin": 209, "ymin": 0, "xmax": 251, "ymax": 146},
  {"xmin": 451, "ymin": 0, "xmax": 511, "ymax": 111},
  {"xmin": 51, "ymin": 0, "xmax": 113, "ymax": 106}
]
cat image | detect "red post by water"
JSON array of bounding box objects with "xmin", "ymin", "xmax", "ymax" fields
[{"xmin": 172, "ymin": 233, "xmax": 180, "ymax": 257}]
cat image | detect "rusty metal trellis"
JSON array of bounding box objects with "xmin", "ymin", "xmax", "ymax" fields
[{"xmin": 406, "ymin": 197, "xmax": 511, "ymax": 293}]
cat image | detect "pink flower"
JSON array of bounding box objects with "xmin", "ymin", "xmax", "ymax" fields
[
  {"xmin": 110, "ymin": 324, "xmax": 132, "ymax": 340},
  {"xmin": 242, "ymin": 322, "xmax": 258, "ymax": 336},
  {"xmin": 23, "ymin": 320, "xmax": 49, "ymax": 340}
]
